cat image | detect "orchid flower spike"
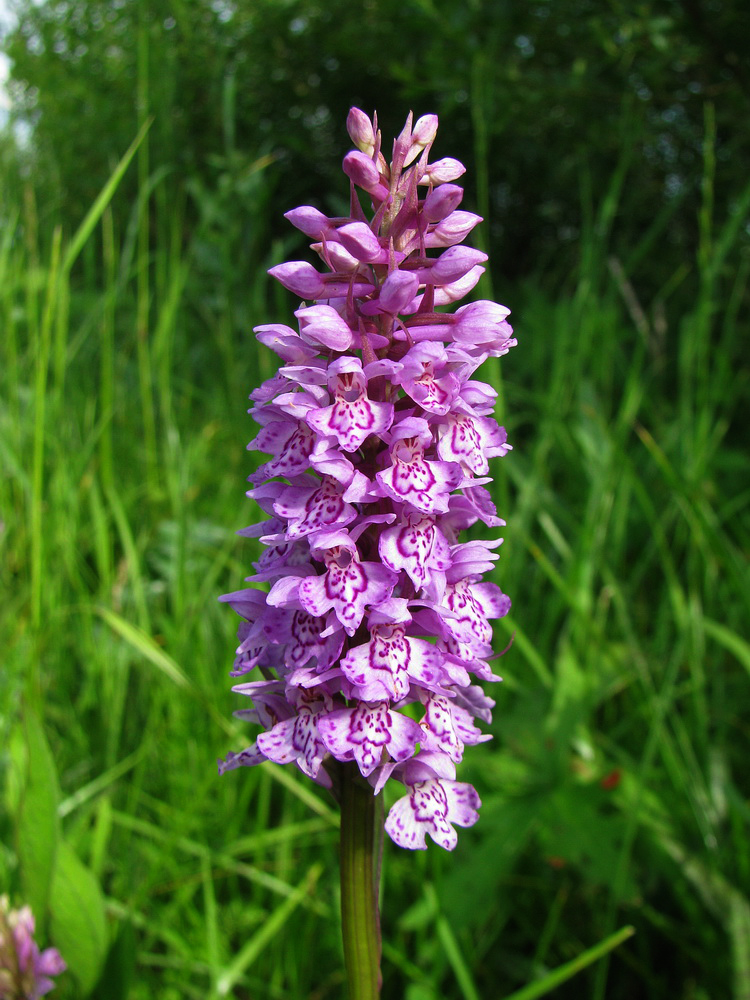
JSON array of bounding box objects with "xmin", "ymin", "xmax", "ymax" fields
[{"xmin": 219, "ymin": 108, "xmax": 516, "ymax": 850}]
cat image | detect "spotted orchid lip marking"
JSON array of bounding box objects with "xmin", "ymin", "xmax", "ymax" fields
[
  {"xmin": 376, "ymin": 438, "xmax": 463, "ymax": 514},
  {"xmin": 379, "ymin": 511, "xmax": 452, "ymax": 596},
  {"xmin": 295, "ymin": 545, "xmax": 399, "ymax": 637},
  {"xmin": 318, "ymin": 701, "xmax": 422, "ymax": 777},
  {"xmin": 341, "ymin": 623, "xmax": 455, "ymax": 701},
  {"xmin": 384, "ymin": 777, "xmax": 481, "ymax": 850},
  {"xmin": 273, "ymin": 477, "xmax": 355, "ymax": 539}
]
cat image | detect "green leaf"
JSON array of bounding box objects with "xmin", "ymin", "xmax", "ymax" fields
[
  {"xmin": 16, "ymin": 711, "xmax": 60, "ymax": 930},
  {"xmin": 62, "ymin": 118, "xmax": 152, "ymax": 275},
  {"xmin": 48, "ymin": 842, "xmax": 108, "ymax": 995},
  {"xmin": 500, "ymin": 925, "xmax": 635, "ymax": 1000}
]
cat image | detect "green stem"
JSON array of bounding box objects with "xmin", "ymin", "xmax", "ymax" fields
[{"xmin": 339, "ymin": 762, "xmax": 382, "ymax": 1000}]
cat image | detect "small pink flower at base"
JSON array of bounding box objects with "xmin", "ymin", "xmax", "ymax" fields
[
  {"xmin": 385, "ymin": 778, "xmax": 481, "ymax": 851},
  {"xmin": 0, "ymin": 896, "xmax": 66, "ymax": 999},
  {"xmin": 219, "ymin": 107, "xmax": 517, "ymax": 850}
]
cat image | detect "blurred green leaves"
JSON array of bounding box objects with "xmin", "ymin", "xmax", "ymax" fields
[
  {"xmin": 10, "ymin": 713, "xmax": 108, "ymax": 995},
  {"xmin": 4, "ymin": 0, "xmax": 749, "ymax": 294},
  {"xmin": 14, "ymin": 711, "xmax": 60, "ymax": 929}
]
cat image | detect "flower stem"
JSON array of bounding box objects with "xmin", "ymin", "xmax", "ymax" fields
[{"xmin": 339, "ymin": 762, "xmax": 382, "ymax": 1000}]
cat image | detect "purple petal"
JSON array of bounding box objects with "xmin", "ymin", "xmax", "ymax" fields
[
  {"xmin": 419, "ymin": 157, "xmax": 466, "ymax": 184},
  {"xmin": 269, "ymin": 261, "xmax": 325, "ymax": 298},
  {"xmin": 218, "ymin": 744, "xmax": 267, "ymax": 774},
  {"xmin": 342, "ymin": 150, "xmax": 389, "ymax": 199},
  {"xmin": 347, "ymin": 107, "xmax": 376, "ymax": 154},
  {"xmin": 284, "ymin": 206, "xmax": 334, "ymax": 239},
  {"xmin": 385, "ymin": 778, "xmax": 465, "ymax": 850},
  {"xmin": 423, "ymin": 183, "xmax": 464, "ymax": 223}
]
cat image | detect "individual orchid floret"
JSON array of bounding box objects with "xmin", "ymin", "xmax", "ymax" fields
[
  {"xmin": 305, "ymin": 357, "xmax": 394, "ymax": 453},
  {"xmin": 385, "ymin": 776, "xmax": 481, "ymax": 850},
  {"xmin": 220, "ymin": 107, "xmax": 517, "ymax": 853},
  {"xmin": 375, "ymin": 418, "xmax": 464, "ymax": 514},
  {"xmin": 0, "ymin": 896, "xmax": 66, "ymax": 998},
  {"xmin": 268, "ymin": 528, "xmax": 399, "ymax": 637},
  {"xmin": 390, "ymin": 342, "xmax": 461, "ymax": 415},
  {"xmin": 256, "ymin": 697, "xmax": 330, "ymax": 779},
  {"xmin": 383, "ymin": 753, "xmax": 481, "ymax": 850},
  {"xmin": 378, "ymin": 509, "xmax": 452, "ymax": 599},
  {"xmin": 436, "ymin": 412, "xmax": 511, "ymax": 476},
  {"xmin": 318, "ymin": 701, "xmax": 423, "ymax": 777},
  {"xmin": 340, "ymin": 619, "xmax": 466, "ymax": 702}
]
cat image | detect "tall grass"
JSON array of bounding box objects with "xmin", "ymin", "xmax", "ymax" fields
[{"xmin": 0, "ymin": 115, "xmax": 748, "ymax": 1000}]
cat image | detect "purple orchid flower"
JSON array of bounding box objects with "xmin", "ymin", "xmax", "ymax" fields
[
  {"xmin": 220, "ymin": 108, "xmax": 516, "ymax": 850},
  {"xmin": 0, "ymin": 897, "xmax": 66, "ymax": 998}
]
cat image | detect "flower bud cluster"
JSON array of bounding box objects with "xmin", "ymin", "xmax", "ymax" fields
[
  {"xmin": 0, "ymin": 897, "xmax": 65, "ymax": 999},
  {"xmin": 220, "ymin": 109, "xmax": 516, "ymax": 850}
]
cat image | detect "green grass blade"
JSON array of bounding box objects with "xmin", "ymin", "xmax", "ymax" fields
[
  {"xmin": 62, "ymin": 118, "xmax": 152, "ymax": 275},
  {"xmin": 500, "ymin": 925, "xmax": 635, "ymax": 1000},
  {"xmin": 214, "ymin": 864, "xmax": 323, "ymax": 997},
  {"xmin": 702, "ymin": 618, "xmax": 750, "ymax": 678}
]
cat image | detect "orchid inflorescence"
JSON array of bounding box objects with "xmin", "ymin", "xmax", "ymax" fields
[{"xmin": 219, "ymin": 108, "xmax": 516, "ymax": 850}]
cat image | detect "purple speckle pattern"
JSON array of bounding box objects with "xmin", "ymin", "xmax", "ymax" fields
[{"xmin": 219, "ymin": 108, "xmax": 517, "ymax": 848}]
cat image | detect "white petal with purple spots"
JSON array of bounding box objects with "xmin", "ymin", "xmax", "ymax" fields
[{"xmin": 384, "ymin": 778, "xmax": 481, "ymax": 850}]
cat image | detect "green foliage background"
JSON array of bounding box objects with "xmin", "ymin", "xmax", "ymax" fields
[{"xmin": 1, "ymin": 1, "xmax": 749, "ymax": 998}]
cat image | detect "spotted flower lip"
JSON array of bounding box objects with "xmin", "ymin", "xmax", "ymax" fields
[{"xmin": 220, "ymin": 107, "xmax": 516, "ymax": 850}]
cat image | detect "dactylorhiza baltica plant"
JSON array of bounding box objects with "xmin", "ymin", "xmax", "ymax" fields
[{"xmin": 219, "ymin": 108, "xmax": 515, "ymax": 998}]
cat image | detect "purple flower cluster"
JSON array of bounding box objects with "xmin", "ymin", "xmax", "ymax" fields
[
  {"xmin": 0, "ymin": 897, "xmax": 65, "ymax": 999},
  {"xmin": 220, "ymin": 109, "xmax": 516, "ymax": 850}
]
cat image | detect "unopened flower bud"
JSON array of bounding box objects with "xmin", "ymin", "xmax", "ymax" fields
[
  {"xmin": 404, "ymin": 113, "xmax": 439, "ymax": 166},
  {"xmin": 342, "ymin": 151, "xmax": 390, "ymax": 200},
  {"xmin": 425, "ymin": 211, "xmax": 482, "ymax": 248},
  {"xmin": 337, "ymin": 222, "xmax": 383, "ymax": 263},
  {"xmin": 284, "ymin": 206, "xmax": 334, "ymax": 240},
  {"xmin": 419, "ymin": 157, "xmax": 466, "ymax": 184},
  {"xmin": 269, "ymin": 261, "xmax": 325, "ymax": 298},
  {"xmin": 346, "ymin": 107, "xmax": 376, "ymax": 155},
  {"xmin": 422, "ymin": 183, "xmax": 464, "ymax": 223}
]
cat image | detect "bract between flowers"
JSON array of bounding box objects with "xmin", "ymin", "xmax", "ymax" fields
[{"xmin": 219, "ymin": 108, "xmax": 516, "ymax": 850}]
